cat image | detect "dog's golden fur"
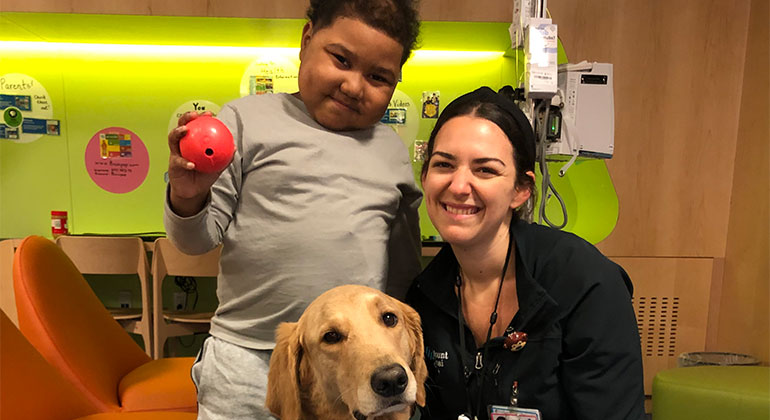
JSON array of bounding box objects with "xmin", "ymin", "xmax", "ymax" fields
[{"xmin": 266, "ymin": 285, "xmax": 427, "ymax": 420}]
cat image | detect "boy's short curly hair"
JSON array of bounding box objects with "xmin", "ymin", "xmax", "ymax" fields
[{"xmin": 306, "ymin": 0, "xmax": 421, "ymax": 66}]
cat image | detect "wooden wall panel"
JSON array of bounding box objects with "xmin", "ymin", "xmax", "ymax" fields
[
  {"xmin": 717, "ymin": 0, "xmax": 770, "ymax": 365},
  {"xmin": 0, "ymin": 0, "xmax": 300, "ymax": 16},
  {"xmin": 611, "ymin": 257, "xmax": 716, "ymax": 395},
  {"xmin": 206, "ymin": 0, "xmax": 307, "ymax": 19},
  {"xmin": 0, "ymin": 0, "xmax": 513, "ymax": 21},
  {"xmin": 145, "ymin": 1, "xmax": 210, "ymax": 17},
  {"xmin": 70, "ymin": 0, "xmax": 151, "ymax": 15},
  {"xmin": 1, "ymin": 0, "xmax": 74, "ymax": 13},
  {"xmin": 549, "ymin": 0, "xmax": 752, "ymax": 258},
  {"xmin": 419, "ymin": 0, "xmax": 511, "ymax": 22},
  {"xmin": 0, "ymin": 0, "xmax": 208, "ymax": 15}
]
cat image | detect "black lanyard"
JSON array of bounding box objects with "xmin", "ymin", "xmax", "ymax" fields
[{"xmin": 455, "ymin": 227, "xmax": 514, "ymax": 420}]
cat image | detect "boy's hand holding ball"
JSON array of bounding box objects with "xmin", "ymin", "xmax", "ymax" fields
[
  {"xmin": 168, "ymin": 112, "xmax": 234, "ymax": 216},
  {"xmin": 179, "ymin": 116, "xmax": 235, "ymax": 173}
]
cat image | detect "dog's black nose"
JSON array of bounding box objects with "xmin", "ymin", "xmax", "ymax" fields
[{"xmin": 371, "ymin": 364, "xmax": 408, "ymax": 397}]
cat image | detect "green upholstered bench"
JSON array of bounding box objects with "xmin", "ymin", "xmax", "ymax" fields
[{"xmin": 652, "ymin": 366, "xmax": 770, "ymax": 420}]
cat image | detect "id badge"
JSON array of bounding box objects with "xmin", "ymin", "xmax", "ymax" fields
[{"xmin": 489, "ymin": 405, "xmax": 542, "ymax": 420}]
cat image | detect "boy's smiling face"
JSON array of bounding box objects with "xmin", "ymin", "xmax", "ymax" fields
[{"xmin": 296, "ymin": 17, "xmax": 403, "ymax": 132}]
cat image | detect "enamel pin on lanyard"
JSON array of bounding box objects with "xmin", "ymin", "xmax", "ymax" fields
[{"xmin": 503, "ymin": 330, "xmax": 528, "ymax": 351}]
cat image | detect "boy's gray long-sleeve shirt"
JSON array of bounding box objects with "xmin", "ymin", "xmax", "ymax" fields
[{"xmin": 164, "ymin": 93, "xmax": 422, "ymax": 349}]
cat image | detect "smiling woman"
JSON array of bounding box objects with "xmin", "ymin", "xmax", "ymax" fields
[{"xmin": 406, "ymin": 86, "xmax": 646, "ymax": 420}]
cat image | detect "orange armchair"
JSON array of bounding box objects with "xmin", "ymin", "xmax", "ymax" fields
[
  {"xmin": 12, "ymin": 235, "xmax": 197, "ymax": 413},
  {"xmin": 1, "ymin": 310, "xmax": 196, "ymax": 420}
]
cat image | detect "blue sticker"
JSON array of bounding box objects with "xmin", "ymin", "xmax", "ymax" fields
[
  {"xmin": 0, "ymin": 94, "xmax": 32, "ymax": 111},
  {"xmin": 0, "ymin": 125, "xmax": 20, "ymax": 140},
  {"xmin": 380, "ymin": 107, "xmax": 407, "ymax": 125},
  {"xmin": 21, "ymin": 118, "xmax": 50, "ymax": 134}
]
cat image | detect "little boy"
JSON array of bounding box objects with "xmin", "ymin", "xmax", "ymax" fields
[{"xmin": 163, "ymin": 0, "xmax": 422, "ymax": 418}]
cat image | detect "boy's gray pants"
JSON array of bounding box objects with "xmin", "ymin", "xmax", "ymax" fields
[{"xmin": 191, "ymin": 336, "xmax": 277, "ymax": 420}]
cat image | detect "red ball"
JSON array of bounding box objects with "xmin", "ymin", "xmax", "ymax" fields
[{"xmin": 179, "ymin": 116, "xmax": 235, "ymax": 173}]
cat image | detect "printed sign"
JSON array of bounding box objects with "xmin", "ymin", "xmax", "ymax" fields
[
  {"xmin": 380, "ymin": 107, "xmax": 407, "ymax": 125},
  {"xmin": 84, "ymin": 127, "xmax": 149, "ymax": 194},
  {"xmin": 0, "ymin": 73, "xmax": 61, "ymax": 143},
  {"xmin": 383, "ymin": 89, "xmax": 419, "ymax": 149},
  {"xmin": 421, "ymin": 90, "xmax": 440, "ymax": 119},
  {"xmin": 168, "ymin": 99, "xmax": 222, "ymax": 134},
  {"xmin": 239, "ymin": 54, "xmax": 300, "ymax": 97}
]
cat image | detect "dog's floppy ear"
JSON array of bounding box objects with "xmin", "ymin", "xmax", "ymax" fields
[
  {"xmin": 267, "ymin": 321, "xmax": 303, "ymax": 420},
  {"xmin": 400, "ymin": 301, "xmax": 428, "ymax": 406}
]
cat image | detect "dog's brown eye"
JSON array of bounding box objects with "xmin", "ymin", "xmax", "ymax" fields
[
  {"xmin": 382, "ymin": 312, "xmax": 398, "ymax": 327},
  {"xmin": 322, "ymin": 331, "xmax": 343, "ymax": 344}
]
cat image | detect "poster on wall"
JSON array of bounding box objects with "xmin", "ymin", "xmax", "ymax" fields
[
  {"xmin": 168, "ymin": 99, "xmax": 222, "ymax": 134},
  {"xmin": 0, "ymin": 73, "xmax": 61, "ymax": 143},
  {"xmin": 239, "ymin": 54, "xmax": 299, "ymax": 97},
  {"xmin": 381, "ymin": 89, "xmax": 419, "ymax": 149},
  {"xmin": 84, "ymin": 127, "xmax": 149, "ymax": 194}
]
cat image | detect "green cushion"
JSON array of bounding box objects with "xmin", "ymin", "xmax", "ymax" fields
[{"xmin": 653, "ymin": 366, "xmax": 770, "ymax": 420}]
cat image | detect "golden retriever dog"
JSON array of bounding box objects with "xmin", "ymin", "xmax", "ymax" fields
[{"xmin": 266, "ymin": 285, "xmax": 427, "ymax": 420}]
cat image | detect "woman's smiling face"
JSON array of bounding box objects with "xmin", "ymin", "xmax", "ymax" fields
[{"xmin": 422, "ymin": 115, "xmax": 532, "ymax": 248}]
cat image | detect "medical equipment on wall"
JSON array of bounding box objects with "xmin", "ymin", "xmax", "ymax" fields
[
  {"xmin": 549, "ymin": 62, "xmax": 615, "ymax": 173},
  {"xmin": 510, "ymin": 1, "xmax": 616, "ymax": 230},
  {"xmin": 529, "ymin": 62, "xmax": 615, "ymax": 230},
  {"xmin": 510, "ymin": 0, "xmax": 548, "ymax": 49}
]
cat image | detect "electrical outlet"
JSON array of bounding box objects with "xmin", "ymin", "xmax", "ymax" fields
[
  {"xmin": 119, "ymin": 290, "xmax": 132, "ymax": 309},
  {"xmin": 174, "ymin": 292, "xmax": 186, "ymax": 311}
]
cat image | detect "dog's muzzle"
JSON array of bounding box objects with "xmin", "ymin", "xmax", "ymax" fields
[{"xmin": 371, "ymin": 364, "xmax": 408, "ymax": 398}]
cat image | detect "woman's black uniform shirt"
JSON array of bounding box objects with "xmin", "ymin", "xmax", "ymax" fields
[{"xmin": 406, "ymin": 219, "xmax": 646, "ymax": 420}]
